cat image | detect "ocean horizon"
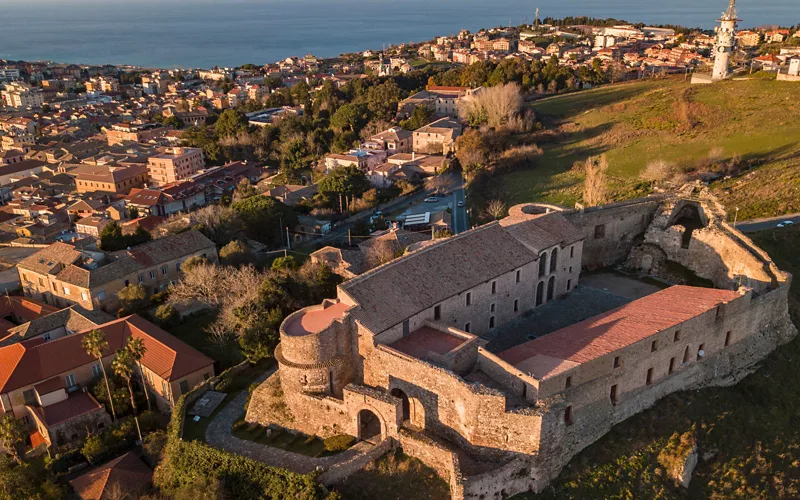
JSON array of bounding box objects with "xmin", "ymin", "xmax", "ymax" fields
[{"xmin": 1, "ymin": 0, "xmax": 797, "ymax": 69}]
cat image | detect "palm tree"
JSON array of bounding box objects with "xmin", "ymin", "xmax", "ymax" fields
[
  {"xmin": 112, "ymin": 345, "xmax": 143, "ymax": 443},
  {"xmin": 127, "ymin": 337, "xmax": 151, "ymax": 411},
  {"xmin": 82, "ymin": 329, "xmax": 117, "ymax": 420},
  {"xmin": 0, "ymin": 414, "xmax": 26, "ymax": 464}
]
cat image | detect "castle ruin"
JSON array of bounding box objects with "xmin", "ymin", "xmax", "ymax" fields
[{"xmin": 246, "ymin": 185, "xmax": 795, "ymax": 499}]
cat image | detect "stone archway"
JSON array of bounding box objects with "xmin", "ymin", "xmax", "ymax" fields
[
  {"xmin": 546, "ymin": 276, "xmax": 555, "ymax": 301},
  {"xmin": 357, "ymin": 408, "xmax": 382, "ymax": 443},
  {"xmin": 390, "ymin": 388, "xmax": 410, "ymax": 422},
  {"xmin": 536, "ymin": 281, "xmax": 544, "ymax": 306}
]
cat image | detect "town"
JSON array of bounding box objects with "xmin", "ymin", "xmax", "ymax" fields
[{"xmin": 0, "ymin": 1, "xmax": 799, "ymax": 499}]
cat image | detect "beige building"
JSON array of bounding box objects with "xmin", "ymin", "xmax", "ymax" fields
[
  {"xmin": 412, "ymin": 117, "xmax": 463, "ymax": 155},
  {"xmin": 147, "ymin": 147, "xmax": 205, "ymax": 186},
  {"xmin": 73, "ymin": 164, "xmax": 150, "ymax": 194},
  {"xmin": 0, "ymin": 313, "xmax": 214, "ymax": 447},
  {"xmin": 1, "ymin": 82, "xmax": 44, "ymax": 109},
  {"xmin": 85, "ymin": 77, "xmax": 120, "ymax": 93},
  {"xmin": 17, "ymin": 230, "xmax": 218, "ymax": 312},
  {"xmin": 364, "ymin": 127, "xmax": 413, "ymax": 155}
]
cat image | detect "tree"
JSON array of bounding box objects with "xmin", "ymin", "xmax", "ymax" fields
[
  {"xmin": 154, "ymin": 304, "xmax": 180, "ymax": 330},
  {"xmin": 193, "ymin": 205, "xmax": 243, "ymax": 246},
  {"xmin": 128, "ymin": 206, "xmax": 140, "ymax": 219},
  {"xmin": 219, "ymin": 240, "xmax": 254, "ymax": 267},
  {"xmin": 181, "ymin": 126, "xmax": 221, "ymax": 163},
  {"xmin": 232, "ymin": 178, "xmax": 257, "ymax": 202},
  {"xmin": 484, "ymin": 200, "xmax": 508, "ymax": 220},
  {"xmin": 0, "ymin": 415, "xmax": 25, "ymax": 464},
  {"xmin": 82, "ymin": 329, "xmax": 117, "ymax": 420},
  {"xmin": 112, "ymin": 343, "xmax": 144, "ymax": 443},
  {"xmin": 99, "ymin": 221, "xmax": 125, "ymax": 252},
  {"xmin": 163, "ymin": 115, "xmax": 185, "ymax": 129},
  {"xmin": 366, "ymin": 80, "xmax": 402, "ymax": 120},
  {"xmin": 458, "ymin": 83, "xmax": 523, "ymax": 127},
  {"xmin": 455, "ymin": 129, "xmax": 490, "ymax": 175},
  {"xmin": 399, "ymin": 104, "xmax": 434, "ymax": 130},
  {"xmin": 583, "ymin": 155, "xmax": 609, "ymax": 207},
  {"xmin": 117, "ymin": 284, "xmax": 148, "ymax": 315},
  {"xmin": 330, "ymin": 103, "xmax": 369, "ymax": 133},
  {"xmin": 318, "ymin": 165, "xmax": 370, "ymax": 199},
  {"xmin": 271, "ymin": 255, "xmax": 298, "ymax": 271},
  {"xmin": 127, "ymin": 336, "xmax": 151, "ymax": 412},
  {"xmin": 231, "ymin": 195, "xmax": 298, "ymax": 247}
]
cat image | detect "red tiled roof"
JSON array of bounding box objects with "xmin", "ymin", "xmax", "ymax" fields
[
  {"xmin": 0, "ymin": 314, "xmax": 213, "ymax": 394},
  {"xmin": 388, "ymin": 326, "xmax": 466, "ymax": 359},
  {"xmin": 70, "ymin": 452, "xmax": 153, "ymax": 500},
  {"xmin": 498, "ymin": 286, "xmax": 740, "ymax": 374},
  {"xmin": 36, "ymin": 391, "xmax": 103, "ymax": 426},
  {"xmin": 34, "ymin": 376, "xmax": 63, "ymax": 395}
]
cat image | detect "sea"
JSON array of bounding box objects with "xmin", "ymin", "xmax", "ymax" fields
[{"xmin": 1, "ymin": 0, "xmax": 797, "ymax": 69}]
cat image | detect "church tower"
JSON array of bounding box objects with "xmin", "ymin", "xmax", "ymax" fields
[{"xmin": 712, "ymin": 0, "xmax": 740, "ymax": 81}]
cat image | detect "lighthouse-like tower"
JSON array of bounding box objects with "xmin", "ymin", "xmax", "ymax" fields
[{"xmin": 712, "ymin": 0, "xmax": 740, "ymax": 81}]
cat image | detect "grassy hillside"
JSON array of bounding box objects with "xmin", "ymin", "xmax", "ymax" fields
[
  {"xmin": 518, "ymin": 227, "xmax": 800, "ymax": 500},
  {"xmin": 491, "ymin": 76, "xmax": 800, "ymax": 220}
]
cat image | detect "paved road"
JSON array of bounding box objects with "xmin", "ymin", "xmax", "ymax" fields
[
  {"xmin": 451, "ymin": 177, "xmax": 468, "ymax": 234},
  {"xmin": 734, "ymin": 213, "xmax": 800, "ymax": 233}
]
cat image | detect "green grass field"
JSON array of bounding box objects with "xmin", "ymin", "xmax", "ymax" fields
[{"xmin": 491, "ymin": 77, "xmax": 800, "ymax": 219}]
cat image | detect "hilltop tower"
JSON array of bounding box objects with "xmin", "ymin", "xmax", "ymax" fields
[{"xmin": 712, "ymin": 0, "xmax": 740, "ymax": 81}]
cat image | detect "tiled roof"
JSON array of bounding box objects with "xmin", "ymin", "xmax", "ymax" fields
[
  {"xmin": 0, "ymin": 314, "xmax": 214, "ymax": 394},
  {"xmin": 18, "ymin": 242, "xmax": 82, "ymax": 275},
  {"xmin": 70, "ymin": 452, "xmax": 152, "ymax": 500},
  {"xmin": 497, "ymin": 286, "xmax": 741, "ymax": 379},
  {"xmin": 125, "ymin": 188, "xmax": 170, "ymax": 207},
  {"xmin": 6, "ymin": 305, "xmax": 112, "ymax": 343},
  {"xmin": 499, "ymin": 212, "xmax": 584, "ymax": 254},
  {"xmin": 341, "ymin": 223, "xmax": 536, "ymax": 335}
]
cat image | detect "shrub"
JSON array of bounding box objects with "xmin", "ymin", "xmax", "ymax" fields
[
  {"xmin": 155, "ymin": 304, "xmax": 180, "ymax": 330},
  {"xmin": 323, "ymin": 434, "xmax": 355, "ymax": 452},
  {"xmin": 151, "ymin": 290, "xmax": 170, "ymax": 305},
  {"xmin": 46, "ymin": 449, "xmax": 86, "ymax": 475}
]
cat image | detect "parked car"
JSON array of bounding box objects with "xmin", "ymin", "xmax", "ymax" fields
[
  {"xmin": 783, "ymin": 220, "xmax": 794, "ymax": 226},
  {"xmin": 457, "ymin": 201, "xmax": 465, "ymax": 207},
  {"xmin": 424, "ymin": 197, "xmax": 438, "ymax": 203}
]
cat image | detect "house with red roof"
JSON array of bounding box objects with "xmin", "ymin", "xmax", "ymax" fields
[
  {"xmin": 70, "ymin": 451, "xmax": 153, "ymax": 499},
  {"xmin": 0, "ymin": 314, "xmax": 214, "ymax": 448}
]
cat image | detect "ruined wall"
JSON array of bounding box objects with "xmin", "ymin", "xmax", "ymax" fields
[
  {"xmin": 564, "ymin": 197, "xmax": 663, "ymax": 269},
  {"xmin": 398, "ymin": 429, "xmax": 465, "ymax": 500}
]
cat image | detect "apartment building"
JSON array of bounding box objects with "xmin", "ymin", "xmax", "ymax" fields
[
  {"xmin": 147, "ymin": 147, "xmax": 205, "ymax": 186},
  {"xmin": 1, "ymin": 82, "xmax": 44, "ymax": 109},
  {"xmin": 73, "ymin": 164, "xmax": 150, "ymax": 194},
  {"xmin": 17, "ymin": 230, "xmax": 218, "ymax": 311}
]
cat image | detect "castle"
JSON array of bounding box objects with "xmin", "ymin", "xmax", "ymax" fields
[{"xmin": 246, "ymin": 185, "xmax": 795, "ymax": 499}]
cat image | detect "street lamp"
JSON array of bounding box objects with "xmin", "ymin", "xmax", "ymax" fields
[{"xmin": 733, "ymin": 207, "xmax": 740, "ymax": 227}]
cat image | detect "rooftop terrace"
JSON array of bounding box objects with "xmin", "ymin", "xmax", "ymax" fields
[
  {"xmin": 283, "ymin": 301, "xmax": 350, "ymax": 337},
  {"xmin": 388, "ymin": 325, "xmax": 467, "ymax": 360}
]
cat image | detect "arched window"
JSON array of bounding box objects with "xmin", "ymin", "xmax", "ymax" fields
[
  {"xmin": 547, "ymin": 276, "xmax": 555, "ymax": 301},
  {"xmin": 550, "ymin": 248, "xmax": 558, "ymax": 274},
  {"xmin": 536, "ymin": 281, "xmax": 544, "ymax": 306},
  {"xmin": 539, "ymin": 253, "xmax": 547, "ymax": 277}
]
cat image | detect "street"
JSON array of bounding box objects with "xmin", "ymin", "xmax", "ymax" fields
[{"xmin": 734, "ymin": 213, "xmax": 800, "ymax": 233}]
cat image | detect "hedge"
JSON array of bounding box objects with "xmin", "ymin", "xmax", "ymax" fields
[
  {"xmin": 323, "ymin": 435, "xmax": 355, "ymax": 452},
  {"xmin": 157, "ymin": 393, "xmax": 325, "ymax": 499}
]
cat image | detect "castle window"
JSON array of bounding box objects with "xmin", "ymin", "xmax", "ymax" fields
[
  {"xmin": 674, "ymin": 330, "xmax": 681, "ymax": 342},
  {"xmin": 522, "ymin": 384, "xmax": 527, "ymax": 399},
  {"xmin": 514, "ymin": 299, "xmax": 519, "ymax": 312},
  {"xmin": 646, "ymin": 368, "xmax": 654, "ymax": 385},
  {"xmin": 464, "ymin": 322, "xmax": 471, "ymax": 333},
  {"xmin": 567, "ymin": 279, "xmax": 572, "ymax": 291},
  {"xmin": 651, "ymin": 340, "xmax": 658, "ymax": 352},
  {"xmin": 491, "ymin": 281, "xmax": 497, "ymax": 295},
  {"xmin": 682, "ymin": 346, "xmax": 690, "ymax": 364},
  {"xmin": 565, "ymin": 376, "xmax": 572, "ymax": 389},
  {"xmin": 725, "ymin": 331, "xmax": 732, "ymax": 347},
  {"xmin": 489, "ymin": 316, "xmax": 495, "ymax": 329},
  {"xmin": 564, "ymin": 405, "xmax": 574, "ymax": 425},
  {"xmin": 550, "ymin": 248, "xmax": 558, "ymax": 273},
  {"xmin": 570, "ymin": 246, "xmax": 575, "ymax": 258},
  {"xmin": 465, "ymin": 292, "xmax": 472, "ymax": 306},
  {"xmin": 697, "ymin": 344, "xmax": 705, "ymax": 360},
  {"xmin": 594, "ymin": 224, "xmax": 606, "ymax": 239},
  {"xmin": 610, "ymin": 384, "xmax": 618, "ymax": 404},
  {"xmin": 515, "ymin": 270, "xmax": 521, "ymax": 283},
  {"xmin": 538, "ymin": 253, "xmax": 547, "ymax": 276},
  {"xmin": 490, "ymin": 303, "xmax": 496, "ymax": 313},
  {"xmin": 613, "ymin": 356, "xmax": 621, "ymax": 369},
  {"xmin": 434, "ymin": 305, "xmax": 441, "ymax": 320},
  {"xmin": 669, "ymin": 357, "xmax": 676, "ymax": 374}
]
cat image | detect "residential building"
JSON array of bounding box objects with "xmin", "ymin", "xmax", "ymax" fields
[
  {"xmin": 1, "ymin": 82, "xmax": 44, "ymax": 109},
  {"xmin": 412, "ymin": 117, "xmax": 463, "ymax": 155},
  {"xmin": 17, "ymin": 230, "xmax": 218, "ymax": 311},
  {"xmin": 105, "ymin": 123, "xmax": 167, "ymax": 146},
  {"xmin": 324, "ymin": 149, "xmax": 387, "ymax": 172},
  {"xmin": 0, "ymin": 314, "xmax": 214, "ymax": 447},
  {"xmin": 70, "ymin": 452, "xmax": 153, "ymax": 500},
  {"xmin": 364, "ymin": 127, "xmax": 413, "ymax": 155},
  {"xmin": 73, "ymin": 164, "xmax": 149, "ymax": 194},
  {"xmin": 75, "ymin": 216, "xmax": 112, "ymax": 238},
  {"xmin": 147, "ymin": 147, "xmax": 205, "ymax": 186},
  {"xmin": 85, "ymin": 77, "xmax": 120, "ymax": 93},
  {"xmin": 397, "ymin": 86, "xmax": 482, "ymax": 119},
  {"xmin": 264, "ymin": 184, "xmax": 318, "ymax": 207}
]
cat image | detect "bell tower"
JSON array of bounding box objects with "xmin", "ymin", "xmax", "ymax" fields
[{"xmin": 712, "ymin": 0, "xmax": 740, "ymax": 81}]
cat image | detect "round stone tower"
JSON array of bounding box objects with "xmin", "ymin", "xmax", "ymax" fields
[{"xmin": 275, "ymin": 299, "xmax": 354, "ymax": 398}]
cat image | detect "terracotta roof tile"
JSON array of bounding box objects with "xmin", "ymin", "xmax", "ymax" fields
[
  {"xmin": 498, "ymin": 286, "xmax": 741, "ymax": 379},
  {"xmin": 70, "ymin": 452, "xmax": 152, "ymax": 500}
]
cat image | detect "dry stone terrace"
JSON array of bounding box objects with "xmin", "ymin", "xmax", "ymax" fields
[{"xmin": 246, "ymin": 185, "xmax": 797, "ymax": 500}]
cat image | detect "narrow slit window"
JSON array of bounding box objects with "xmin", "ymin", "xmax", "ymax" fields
[
  {"xmin": 646, "ymin": 367, "xmax": 654, "ymax": 386},
  {"xmin": 610, "ymin": 384, "xmax": 618, "ymax": 404},
  {"xmin": 725, "ymin": 330, "xmax": 732, "ymax": 347}
]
